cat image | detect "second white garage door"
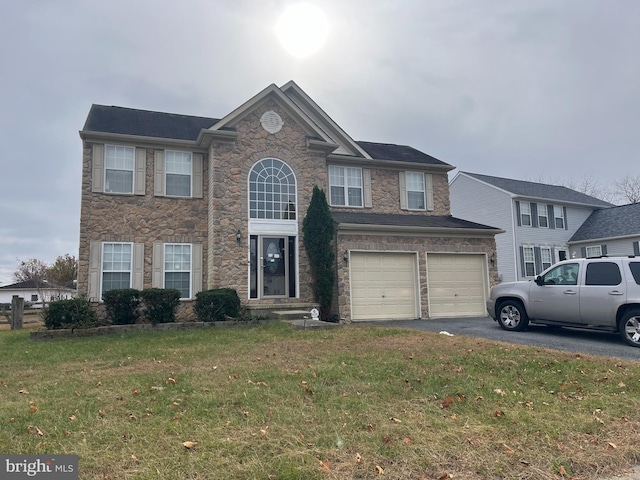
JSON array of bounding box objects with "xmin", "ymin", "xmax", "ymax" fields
[
  {"xmin": 427, "ymin": 253, "xmax": 487, "ymax": 318},
  {"xmin": 350, "ymin": 252, "xmax": 418, "ymax": 321}
]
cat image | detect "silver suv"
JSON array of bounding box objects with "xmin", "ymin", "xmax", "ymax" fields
[{"xmin": 487, "ymin": 257, "xmax": 640, "ymax": 347}]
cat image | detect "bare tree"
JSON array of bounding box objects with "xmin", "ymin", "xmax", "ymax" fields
[
  {"xmin": 613, "ymin": 174, "xmax": 640, "ymax": 204},
  {"xmin": 13, "ymin": 258, "xmax": 49, "ymax": 285},
  {"xmin": 528, "ymin": 174, "xmax": 617, "ymax": 204}
]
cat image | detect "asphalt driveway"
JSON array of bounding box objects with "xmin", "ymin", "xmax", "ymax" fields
[{"xmin": 365, "ymin": 316, "xmax": 640, "ymax": 362}]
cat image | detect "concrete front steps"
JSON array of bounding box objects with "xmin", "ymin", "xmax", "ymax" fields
[{"xmin": 246, "ymin": 304, "xmax": 340, "ymax": 329}]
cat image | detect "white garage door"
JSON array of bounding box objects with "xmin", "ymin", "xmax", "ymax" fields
[
  {"xmin": 350, "ymin": 252, "xmax": 418, "ymax": 321},
  {"xmin": 427, "ymin": 254, "xmax": 487, "ymax": 318}
]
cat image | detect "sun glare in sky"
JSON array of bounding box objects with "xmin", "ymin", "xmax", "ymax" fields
[{"xmin": 276, "ymin": 3, "xmax": 329, "ymax": 58}]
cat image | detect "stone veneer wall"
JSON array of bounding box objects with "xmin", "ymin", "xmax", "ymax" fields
[
  {"xmin": 335, "ymin": 233, "xmax": 499, "ymax": 323},
  {"xmin": 78, "ymin": 143, "xmax": 209, "ymax": 322},
  {"xmin": 207, "ymin": 99, "xmax": 328, "ymax": 306}
]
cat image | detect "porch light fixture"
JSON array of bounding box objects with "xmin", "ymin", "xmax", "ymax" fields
[
  {"xmin": 343, "ymin": 251, "xmax": 349, "ymax": 263},
  {"xmin": 236, "ymin": 230, "xmax": 242, "ymax": 243},
  {"xmin": 490, "ymin": 254, "xmax": 495, "ymax": 266}
]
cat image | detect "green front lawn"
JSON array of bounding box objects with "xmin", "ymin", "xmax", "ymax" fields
[{"xmin": 1, "ymin": 323, "xmax": 639, "ymax": 479}]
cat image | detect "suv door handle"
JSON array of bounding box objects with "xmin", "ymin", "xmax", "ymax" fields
[
  {"xmin": 563, "ymin": 290, "xmax": 577, "ymax": 295},
  {"xmin": 609, "ymin": 291, "xmax": 624, "ymax": 296}
]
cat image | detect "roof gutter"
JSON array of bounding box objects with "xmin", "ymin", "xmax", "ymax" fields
[
  {"xmin": 336, "ymin": 222, "xmax": 504, "ymax": 237},
  {"xmin": 327, "ymin": 155, "xmax": 455, "ymax": 172}
]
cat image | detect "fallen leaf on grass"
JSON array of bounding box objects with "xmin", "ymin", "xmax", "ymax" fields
[
  {"xmin": 319, "ymin": 460, "xmax": 331, "ymax": 472},
  {"xmin": 182, "ymin": 441, "xmax": 197, "ymax": 449},
  {"xmin": 9, "ymin": 418, "xmax": 16, "ymax": 423},
  {"xmin": 28, "ymin": 426, "xmax": 44, "ymax": 436},
  {"xmin": 607, "ymin": 442, "xmax": 617, "ymax": 450},
  {"xmin": 29, "ymin": 404, "xmax": 38, "ymax": 414},
  {"xmin": 403, "ymin": 437, "xmax": 413, "ymax": 445},
  {"xmin": 389, "ymin": 417, "xmax": 401, "ymax": 423},
  {"xmin": 19, "ymin": 389, "xmax": 28, "ymax": 394},
  {"xmin": 494, "ymin": 389, "xmax": 506, "ymax": 396},
  {"xmin": 69, "ymin": 415, "xmax": 77, "ymax": 421},
  {"xmin": 375, "ymin": 465, "xmax": 384, "ymax": 474},
  {"xmin": 167, "ymin": 378, "xmax": 176, "ymax": 385},
  {"xmin": 559, "ymin": 465, "xmax": 567, "ymax": 476},
  {"xmin": 355, "ymin": 453, "xmax": 363, "ymax": 463},
  {"xmin": 438, "ymin": 473, "xmax": 452, "ymax": 480}
]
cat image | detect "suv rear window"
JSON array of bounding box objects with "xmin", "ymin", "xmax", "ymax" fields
[
  {"xmin": 628, "ymin": 262, "xmax": 640, "ymax": 285},
  {"xmin": 585, "ymin": 262, "xmax": 622, "ymax": 286}
]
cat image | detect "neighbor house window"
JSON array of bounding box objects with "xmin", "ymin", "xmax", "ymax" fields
[
  {"xmin": 105, "ymin": 145, "xmax": 134, "ymax": 193},
  {"xmin": 405, "ymin": 172, "xmax": 426, "ymax": 210},
  {"xmin": 553, "ymin": 205, "xmax": 565, "ymax": 229},
  {"xmin": 329, "ymin": 165, "xmax": 362, "ymax": 207},
  {"xmin": 538, "ymin": 203, "xmax": 548, "ymax": 228},
  {"xmin": 31, "ymin": 294, "xmax": 38, "ymax": 302},
  {"xmin": 540, "ymin": 247, "xmax": 552, "ymax": 270},
  {"xmin": 586, "ymin": 245, "xmax": 602, "ymax": 258},
  {"xmin": 164, "ymin": 244, "xmax": 191, "ymax": 299},
  {"xmin": 249, "ymin": 158, "xmax": 297, "ymax": 219},
  {"xmin": 523, "ymin": 246, "xmax": 536, "ymax": 276},
  {"xmin": 165, "ymin": 151, "xmax": 192, "ymax": 197},
  {"xmin": 520, "ymin": 202, "xmax": 531, "ymax": 226},
  {"xmin": 102, "ymin": 242, "xmax": 132, "ymax": 295}
]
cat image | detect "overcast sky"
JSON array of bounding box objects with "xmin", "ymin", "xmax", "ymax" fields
[{"xmin": 1, "ymin": 0, "xmax": 639, "ymax": 285}]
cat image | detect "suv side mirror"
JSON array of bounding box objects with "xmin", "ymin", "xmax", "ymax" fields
[{"xmin": 535, "ymin": 276, "xmax": 544, "ymax": 286}]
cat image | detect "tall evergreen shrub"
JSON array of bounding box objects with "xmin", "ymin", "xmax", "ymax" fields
[{"xmin": 302, "ymin": 186, "xmax": 336, "ymax": 322}]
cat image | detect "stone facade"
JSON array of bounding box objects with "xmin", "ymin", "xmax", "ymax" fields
[{"xmin": 78, "ymin": 83, "xmax": 500, "ymax": 325}]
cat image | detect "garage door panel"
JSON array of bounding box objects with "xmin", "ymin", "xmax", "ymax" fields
[
  {"xmin": 428, "ymin": 254, "xmax": 486, "ymax": 318},
  {"xmin": 351, "ymin": 252, "xmax": 418, "ymax": 320}
]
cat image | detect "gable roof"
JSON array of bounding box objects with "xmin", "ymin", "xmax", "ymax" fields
[
  {"xmin": 332, "ymin": 211, "xmax": 503, "ymax": 233},
  {"xmin": 569, "ymin": 203, "xmax": 640, "ymax": 242},
  {"xmin": 80, "ymin": 82, "xmax": 454, "ymax": 167},
  {"xmin": 460, "ymin": 172, "xmax": 613, "ymax": 208},
  {"xmin": 83, "ymin": 105, "xmax": 219, "ymax": 141}
]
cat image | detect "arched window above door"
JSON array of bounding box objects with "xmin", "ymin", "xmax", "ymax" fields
[{"xmin": 248, "ymin": 158, "xmax": 297, "ymax": 220}]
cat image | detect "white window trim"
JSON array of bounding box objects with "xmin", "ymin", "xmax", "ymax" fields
[
  {"xmin": 538, "ymin": 203, "xmax": 548, "ymax": 228},
  {"xmin": 104, "ymin": 145, "xmax": 135, "ymax": 194},
  {"xmin": 523, "ymin": 246, "xmax": 536, "ymax": 277},
  {"xmin": 405, "ymin": 172, "xmax": 426, "ymax": 211},
  {"xmin": 553, "ymin": 205, "xmax": 565, "ymax": 229},
  {"xmin": 586, "ymin": 245, "xmax": 602, "ymax": 258},
  {"xmin": 540, "ymin": 246, "xmax": 552, "ymax": 270},
  {"xmin": 520, "ymin": 202, "xmax": 531, "ymax": 227},
  {"xmin": 329, "ymin": 165, "xmax": 363, "ymax": 207},
  {"xmin": 165, "ymin": 150, "xmax": 193, "ymax": 197},
  {"xmin": 163, "ymin": 243, "xmax": 192, "ymax": 300},
  {"xmin": 101, "ymin": 242, "xmax": 133, "ymax": 298}
]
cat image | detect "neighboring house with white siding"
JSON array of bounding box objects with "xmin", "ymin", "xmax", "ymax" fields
[
  {"xmin": 449, "ymin": 172, "xmax": 613, "ymax": 282},
  {"xmin": 568, "ymin": 202, "xmax": 640, "ymax": 259},
  {"xmin": 0, "ymin": 280, "xmax": 76, "ymax": 306}
]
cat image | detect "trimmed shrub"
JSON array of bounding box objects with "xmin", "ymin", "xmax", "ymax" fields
[
  {"xmin": 302, "ymin": 186, "xmax": 336, "ymax": 322},
  {"xmin": 139, "ymin": 288, "xmax": 181, "ymax": 325},
  {"xmin": 102, "ymin": 288, "xmax": 140, "ymax": 325},
  {"xmin": 195, "ymin": 288, "xmax": 241, "ymax": 322},
  {"xmin": 42, "ymin": 298, "xmax": 97, "ymax": 330}
]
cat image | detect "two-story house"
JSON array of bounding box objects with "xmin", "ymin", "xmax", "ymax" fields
[
  {"xmin": 77, "ymin": 82, "xmax": 502, "ymax": 323},
  {"xmin": 449, "ymin": 172, "xmax": 613, "ymax": 283}
]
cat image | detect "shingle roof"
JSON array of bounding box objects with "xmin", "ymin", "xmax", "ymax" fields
[
  {"xmin": 0, "ymin": 280, "xmax": 75, "ymax": 290},
  {"xmin": 356, "ymin": 141, "xmax": 450, "ymax": 166},
  {"xmin": 462, "ymin": 172, "xmax": 613, "ymax": 208},
  {"xmin": 332, "ymin": 211, "xmax": 501, "ymax": 231},
  {"xmin": 82, "ymin": 105, "xmax": 450, "ymax": 165},
  {"xmin": 83, "ymin": 105, "xmax": 219, "ymax": 141},
  {"xmin": 569, "ymin": 203, "xmax": 640, "ymax": 242}
]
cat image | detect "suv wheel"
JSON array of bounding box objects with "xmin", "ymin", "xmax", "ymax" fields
[
  {"xmin": 497, "ymin": 300, "xmax": 529, "ymax": 331},
  {"xmin": 619, "ymin": 309, "xmax": 640, "ymax": 347}
]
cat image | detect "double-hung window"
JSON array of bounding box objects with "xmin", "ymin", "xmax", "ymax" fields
[
  {"xmin": 105, "ymin": 145, "xmax": 134, "ymax": 193},
  {"xmin": 540, "ymin": 247, "xmax": 552, "ymax": 270},
  {"xmin": 102, "ymin": 243, "xmax": 132, "ymax": 294},
  {"xmin": 538, "ymin": 203, "xmax": 548, "ymax": 228},
  {"xmin": 585, "ymin": 245, "xmax": 602, "ymax": 258},
  {"xmin": 165, "ymin": 151, "xmax": 192, "ymax": 197},
  {"xmin": 520, "ymin": 202, "xmax": 531, "ymax": 226},
  {"xmin": 553, "ymin": 205, "xmax": 565, "ymax": 229},
  {"xmin": 405, "ymin": 172, "xmax": 426, "ymax": 210},
  {"xmin": 329, "ymin": 166, "xmax": 362, "ymax": 207},
  {"xmin": 523, "ymin": 246, "xmax": 536, "ymax": 276},
  {"xmin": 164, "ymin": 244, "xmax": 191, "ymax": 299}
]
